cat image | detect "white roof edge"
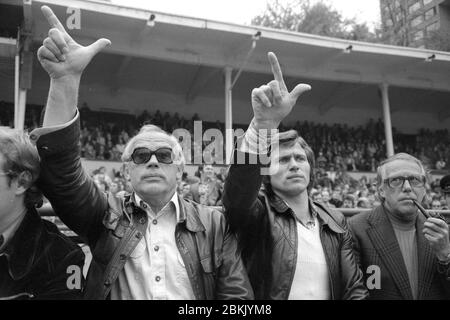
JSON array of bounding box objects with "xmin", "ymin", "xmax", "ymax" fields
[
  {"xmin": 33, "ymin": 0, "xmax": 450, "ymax": 61},
  {"xmin": 0, "ymin": 37, "xmax": 17, "ymax": 46}
]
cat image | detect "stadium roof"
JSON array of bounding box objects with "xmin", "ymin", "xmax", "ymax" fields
[
  {"xmin": 1, "ymin": 0, "xmax": 449, "ymax": 124},
  {"xmin": 26, "ymin": 0, "xmax": 450, "ymax": 92}
]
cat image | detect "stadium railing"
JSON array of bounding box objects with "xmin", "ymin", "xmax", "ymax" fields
[{"xmin": 37, "ymin": 202, "xmax": 450, "ymax": 244}]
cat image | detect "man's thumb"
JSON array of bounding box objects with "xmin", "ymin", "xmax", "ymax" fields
[
  {"xmin": 290, "ymin": 83, "xmax": 311, "ymax": 100},
  {"xmin": 87, "ymin": 38, "xmax": 111, "ymax": 56}
]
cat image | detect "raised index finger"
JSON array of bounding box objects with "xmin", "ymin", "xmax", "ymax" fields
[
  {"xmin": 41, "ymin": 6, "xmax": 69, "ymax": 36},
  {"xmin": 268, "ymin": 52, "xmax": 286, "ymax": 88}
]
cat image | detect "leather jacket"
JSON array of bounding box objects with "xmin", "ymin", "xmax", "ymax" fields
[
  {"xmin": 222, "ymin": 150, "xmax": 368, "ymax": 300},
  {"xmin": 0, "ymin": 207, "xmax": 85, "ymax": 300},
  {"xmin": 34, "ymin": 117, "xmax": 253, "ymax": 300}
]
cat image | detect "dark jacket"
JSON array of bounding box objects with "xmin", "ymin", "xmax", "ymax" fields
[
  {"xmin": 222, "ymin": 150, "xmax": 368, "ymax": 300},
  {"xmin": 35, "ymin": 117, "xmax": 253, "ymax": 300},
  {"xmin": 0, "ymin": 207, "xmax": 85, "ymax": 300},
  {"xmin": 348, "ymin": 205, "xmax": 450, "ymax": 300}
]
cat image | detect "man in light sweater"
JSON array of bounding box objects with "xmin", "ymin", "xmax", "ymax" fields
[
  {"xmin": 349, "ymin": 153, "xmax": 450, "ymax": 299},
  {"xmin": 222, "ymin": 52, "xmax": 368, "ymax": 300}
]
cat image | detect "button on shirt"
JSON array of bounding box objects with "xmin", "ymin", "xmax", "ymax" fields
[{"xmin": 110, "ymin": 192, "xmax": 195, "ymax": 300}]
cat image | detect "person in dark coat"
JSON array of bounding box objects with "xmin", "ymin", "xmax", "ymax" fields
[
  {"xmin": 0, "ymin": 127, "xmax": 84, "ymax": 300},
  {"xmin": 349, "ymin": 153, "xmax": 450, "ymax": 299}
]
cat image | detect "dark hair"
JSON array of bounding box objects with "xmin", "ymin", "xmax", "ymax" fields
[{"xmin": 263, "ymin": 130, "xmax": 315, "ymax": 195}]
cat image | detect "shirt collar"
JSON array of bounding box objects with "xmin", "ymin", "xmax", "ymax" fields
[
  {"xmin": 134, "ymin": 191, "xmax": 181, "ymax": 222},
  {"xmin": 267, "ymin": 191, "xmax": 344, "ymax": 233}
]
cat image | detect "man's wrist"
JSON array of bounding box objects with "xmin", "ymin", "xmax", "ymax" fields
[
  {"xmin": 252, "ymin": 118, "xmax": 280, "ymax": 131},
  {"xmin": 50, "ymin": 74, "xmax": 81, "ymax": 88}
]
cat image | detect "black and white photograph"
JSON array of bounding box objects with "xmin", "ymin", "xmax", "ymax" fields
[{"xmin": 0, "ymin": 0, "xmax": 450, "ymax": 309}]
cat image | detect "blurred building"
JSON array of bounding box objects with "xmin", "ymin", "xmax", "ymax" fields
[{"xmin": 380, "ymin": 0, "xmax": 450, "ymax": 48}]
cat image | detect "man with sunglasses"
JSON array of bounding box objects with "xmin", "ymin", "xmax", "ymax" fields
[
  {"xmin": 30, "ymin": 5, "xmax": 253, "ymax": 300},
  {"xmin": 348, "ymin": 153, "xmax": 450, "ymax": 299}
]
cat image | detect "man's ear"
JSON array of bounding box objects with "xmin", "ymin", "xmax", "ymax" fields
[
  {"xmin": 14, "ymin": 171, "xmax": 32, "ymax": 196},
  {"xmin": 123, "ymin": 163, "xmax": 131, "ymax": 180},
  {"xmin": 378, "ymin": 185, "xmax": 385, "ymax": 202},
  {"xmin": 176, "ymin": 165, "xmax": 183, "ymax": 181}
]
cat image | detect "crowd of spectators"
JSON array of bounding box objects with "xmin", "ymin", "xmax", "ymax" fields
[
  {"xmin": 89, "ymin": 162, "xmax": 449, "ymax": 211},
  {"xmin": 2, "ymin": 101, "xmax": 448, "ymax": 172},
  {"xmin": 1, "ymin": 100, "xmax": 449, "ymax": 210},
  {"xmin": 75, "ymin": 106, "xmax": 450, "ymax": 173}
]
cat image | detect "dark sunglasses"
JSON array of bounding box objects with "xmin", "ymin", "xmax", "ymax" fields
[{"xmin": 130, "ymin": 147, "xmax": 174, "ymax": 165}]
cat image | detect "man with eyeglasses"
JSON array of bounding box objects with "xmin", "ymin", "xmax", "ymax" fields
[
  {"xmin": 348, "ymin": 153, "xmax": 450, "ymax": 299},
  {"xmin": 29, "ymin": 5, "xmax": 253, "ymax": 300}
]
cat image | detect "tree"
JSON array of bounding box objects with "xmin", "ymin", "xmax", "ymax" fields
[
  {"xmin": 378, "ymin": 0, "xmax": 433, "ymax": 47},
  {"xmin": 425, "ymin": 29, "xmax": 450, "ymax": 52},
  {"xmin": 251, "ymin": 0, "xmax": 377, "ymax": 42}
]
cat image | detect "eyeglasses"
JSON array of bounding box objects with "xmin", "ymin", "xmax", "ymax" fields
[
  {"xmin": 384, "ymin": 175, "xmax": 425, "ymax": 189},
  {"xmin": 130, "ymin": 147, "xmax": 174, "ymax": 165}
]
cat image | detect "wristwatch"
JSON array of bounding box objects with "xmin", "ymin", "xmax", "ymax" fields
[
  {"xmin": 437, "ymin": 252, "xmax": 450, "ymax": 275},
  {"xmin": 438, "ymin": 251, "xmax": 450, "ymax": 264}
]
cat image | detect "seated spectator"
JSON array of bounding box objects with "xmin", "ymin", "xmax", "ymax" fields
[
  {"xmin": 316, "ymin": 151, "xmax": 327, "ymax": 168},
  {"xmin": 342, "ymin": 194, "xmax": 355, "ymax": 208},
  {"xmin": 311, "ymin": 190, "xmax": 322, "ymax": 203},
  {"xmin": 329, "ymin": 189, "xmax": 343, "ymax": 208},
  {"xmin": 356, "ymin": 197, "xmax": 370, "ymax": 209},
  {"xmin": 431, "ymin": 199, "xmax": 442, "ymax": 211},
  {"xmin": 178, "ymin": 181, "xmax": 194, "ymax": 201},
  {"xmin": 436, "ymin": 158, "xmax": 446, "ymax": 170},
  {"xmin": 321, "ymin": 190, "xmax": 336, "ymax": 208}
]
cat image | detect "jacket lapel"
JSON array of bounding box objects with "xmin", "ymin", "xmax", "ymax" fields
[
  {"xmin": 366, "ymin": 206, "xmax": 414, "ymax": 300},
  {"xmin": 416, "ymin": 213, "xmax": 435, "ymax": 299}
]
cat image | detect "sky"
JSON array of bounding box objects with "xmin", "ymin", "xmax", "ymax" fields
[{"xmin": 112, "ymin": 0, "xmax": 381, "ymax": 30}]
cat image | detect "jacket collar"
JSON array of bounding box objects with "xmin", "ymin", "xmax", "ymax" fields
[
  {"xmin": 125, "ymin": 193, "xmax": 205, "ymax": 233},
  {"xmin": 2, "ymin": 208, "xmax": 42, "ymax": 280},
  {"xmin": 177, "ymin": 195, "xmax": 206, "ymax": 233},
  {"xmin": 267, "ymin": 191, "xmax": 345, "ymax": 234}
]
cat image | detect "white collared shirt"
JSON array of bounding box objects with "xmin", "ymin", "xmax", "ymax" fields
[{"xmin": 110, "ymin": 191, "xmax": 195, "ymax": 300}]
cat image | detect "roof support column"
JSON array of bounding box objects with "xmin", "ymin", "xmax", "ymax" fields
[
  {"xmin": 14, "ymin": 44, "xmax": 30, "ymax": 131},
  {"xmin": 380, "ymin": 83, "xmax": 394, "ymax": 157},
  {"xmin": 224, "ymin": 66, "xmax": 233, "ymax": 165},
  {"xmin": 14, "ymin": 1, "xmax": 33, "ymax": 130},
  {"xmin": 14, "ymin": 49, "xmax": 20, "ymax": 129}
]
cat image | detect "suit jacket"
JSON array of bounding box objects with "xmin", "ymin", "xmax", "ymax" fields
[{"xmin": 348, "ymin": 205, "xmax": 450, "ymax": 300}]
